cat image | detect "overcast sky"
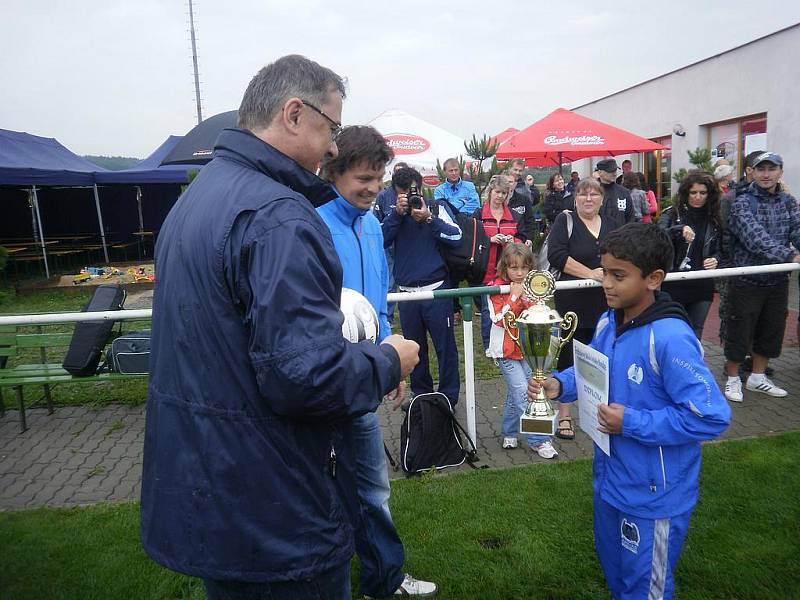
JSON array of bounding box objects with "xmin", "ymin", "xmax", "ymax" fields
[{"xmin": 2, "ymin": 1, "xmax": 799, "ymax": 158}]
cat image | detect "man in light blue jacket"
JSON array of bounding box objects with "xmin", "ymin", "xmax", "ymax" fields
[
  {"xmin": 530, "ymin": 224, "xmax": 730, "ymax": 600},
  {"xmin": 318, "ymin": 126, "xmax": 438, "ymax": 599}
]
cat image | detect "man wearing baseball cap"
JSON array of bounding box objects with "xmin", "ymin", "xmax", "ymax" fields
[
  {"xmin": 723, "ymin": 152, "xmax": 800, "ymax": 402},
  {"xmin": 595, "ymin": 158, "xmax": 635, "ymax": 230}
]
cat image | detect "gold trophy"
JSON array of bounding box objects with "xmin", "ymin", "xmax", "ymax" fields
[{"xmin": 503, "ymin": 270, "xmax": 578, "ymax": 435}]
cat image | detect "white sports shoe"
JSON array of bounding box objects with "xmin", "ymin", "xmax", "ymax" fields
[
  {"xmin": 724, "ymin": 377, "xmax": 743, "ymax": 402},
  {"xmin": 393, "ymin": 573, "xmax": 438, "ymax": 597},
  {"xmin": 365, "ymin": 574, "xmax": 438, "ymax": 598},
  {"xmin": 534, "ymin": 441, "xmax": 558, "ymax": 459},
  {"xmin": 746, "ymin": 376, "xmax": 788, "ymax": 397},
  {"xmin": 502, "ymin": 437, "xmax": 518, "ymax": 449}
]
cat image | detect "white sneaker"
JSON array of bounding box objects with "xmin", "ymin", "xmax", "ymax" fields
[
  {"xmin": 746, "ymin": 375, "xmax": 788, "ymax": 397},
  {"xmin": 534, "ymin": 441, "xmax": 558, "ymax": 459},
  {"xmin": 724, "ymin": 377, "xmax": 743, "ymax": 402},
  {"xmin": 393, "ymin": 573, "xmax": 438, "ymax": 597},
  {"xmin": 502, "ymin": 437, "xmax": 518, "ymax": 449}
]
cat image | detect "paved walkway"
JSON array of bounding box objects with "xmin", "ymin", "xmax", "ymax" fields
[{"xmin": 2, "ymin": 336, "xmax": 798, "ymax": 511}]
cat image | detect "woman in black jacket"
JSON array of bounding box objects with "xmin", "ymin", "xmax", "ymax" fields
[
  {"xmin": 543, "ymin": 172, "xmax": 574, "ymax": 225},
  {"xmin": 657, "ymin": 170, "xmax": 721, "ymax": 338},
  {"xmin": 546, "ymin": 177, "xmax": 609, "ymax": 440}
]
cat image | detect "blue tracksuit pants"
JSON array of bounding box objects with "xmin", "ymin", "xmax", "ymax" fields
[
  {"xmin": 594, "ymin": 493, "xmax": 693, "ymax": 600},
  {"xmin": 398, "ymin": 294, "xmax": 460, "ymax": 404}
]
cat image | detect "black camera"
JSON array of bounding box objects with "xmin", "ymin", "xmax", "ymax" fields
[{"xmin": 408, "ymin": 185, "xmax": 424, "ymax": 210}]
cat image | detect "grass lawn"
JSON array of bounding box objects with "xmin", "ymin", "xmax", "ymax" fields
[{"xmin": 1, "ymin": 432, "xmax": 798, "ymax": 599}]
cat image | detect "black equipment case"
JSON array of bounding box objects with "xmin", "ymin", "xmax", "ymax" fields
[{"xmin": 62, "ymin": 284, "xmax": 126, "ymax": 376}]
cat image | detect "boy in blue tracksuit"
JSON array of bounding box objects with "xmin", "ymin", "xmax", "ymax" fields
[{"xmin": 530, "ymin": 223, "xmax": 731, "ymax": 599}]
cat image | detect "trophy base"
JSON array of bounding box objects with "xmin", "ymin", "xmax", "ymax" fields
[{"xmin": 520, "ymin": 413, "xmax": 557, "ymax": 436}]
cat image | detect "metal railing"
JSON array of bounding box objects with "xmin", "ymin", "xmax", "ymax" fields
[{"xmin": 1, "ymin": 262, "xmax": 797, "ymax": 444}]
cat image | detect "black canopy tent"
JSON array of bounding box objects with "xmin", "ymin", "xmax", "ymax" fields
[
  {"xmin": 0, "ymin": 129, "xmax": 196, "ymax": 276},
  {"xmin": 0, "ymin": 129, "xmax": 108, "ymax": 277}
]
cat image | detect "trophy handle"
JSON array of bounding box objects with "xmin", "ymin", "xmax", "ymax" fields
[
  {"xmin": 557, "ymin": 311, "xmax": 579, "ymax": 352},
  {"xmin": 502, "ymin": 312, "xmax": 524, "ymax": 353}
]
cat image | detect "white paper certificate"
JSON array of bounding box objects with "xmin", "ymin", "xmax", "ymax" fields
[{"xmin": 573, "ymin": 340, "xmax": 610, "ymax": 456}]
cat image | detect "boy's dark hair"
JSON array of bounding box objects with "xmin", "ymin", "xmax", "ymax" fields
[
  {"xmin": 320, "ymin": 125, "xmax": 393, "ymax": 181},
  {"xmin": 392, "ymin": 167, "xmax": 423, "ymax": 190},
  {"xmin": 600, "ymin": 223, "xmax": 673, "ymax": 277}
]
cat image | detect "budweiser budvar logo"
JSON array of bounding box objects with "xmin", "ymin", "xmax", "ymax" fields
[
  {"xmin": 384, "ymin": 133, "xmax": 431, "ymax": 155},
  {"xmin": 543, "ymin": 134, "xmax": 605, "ymax": 146}
]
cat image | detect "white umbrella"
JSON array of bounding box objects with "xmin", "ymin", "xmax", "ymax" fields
[{"xmin": 367, "ymin": 109, "xmax": 466, "ymax": 184}]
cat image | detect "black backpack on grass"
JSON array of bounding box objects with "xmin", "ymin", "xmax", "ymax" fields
[{"xmin": 400, "ymin": 392, "xmax": 479, "ymax": 475}]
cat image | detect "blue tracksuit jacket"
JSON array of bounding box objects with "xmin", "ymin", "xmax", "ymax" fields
[
  {"xmin": 554, "ymin": 295, "xmax": 731, "ymax": 519},
  {"xmin": 317, "ymin": 193, "xmax": 391, "ymax": 342}
]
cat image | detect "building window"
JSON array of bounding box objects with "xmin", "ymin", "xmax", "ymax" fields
[
  {"xmin": 707, "ymin": 114, "xmax": 767, "ymax": 178},
  {"xmin": 645, "ymin": 136, "xmax": 671, "ymax": 201}
]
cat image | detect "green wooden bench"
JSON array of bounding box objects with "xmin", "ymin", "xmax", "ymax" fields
[{"xmin": 0, "ymin": 325, "xmax": 148, "ymax": 433}]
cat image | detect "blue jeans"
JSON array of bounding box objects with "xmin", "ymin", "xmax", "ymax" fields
[
  {"xmin": 352, "ymin": 412, "xmax": 405, "ymax": 598},
  {"xmin": 497, "ymin": 358, "xmax": 549, "ymax": 447},
  {"xmin": 682, "ymin": 300, "xmax": 712, "ymax": 339},
  {"xmin": 203, "ymin": 561, "xmax": 350, "ymax": 600}
]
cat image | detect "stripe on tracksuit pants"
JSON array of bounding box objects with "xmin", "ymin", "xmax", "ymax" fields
[{"xmin": 594, "ymin": 494, "xmax": 693, "ymax": 600}]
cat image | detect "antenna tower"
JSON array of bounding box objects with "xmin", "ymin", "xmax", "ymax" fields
[{"xmin": 188, "ymin": 0, "xmax": 203, "ymax": 124}]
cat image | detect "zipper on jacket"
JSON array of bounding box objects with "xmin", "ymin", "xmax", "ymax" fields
[
  {"xmin": 350, "ymin": 216, "xmax": 365, "ymax": 294},
  {"xmin": 329, "ymin": 446, "xmax": 337, "ymax": 479}
]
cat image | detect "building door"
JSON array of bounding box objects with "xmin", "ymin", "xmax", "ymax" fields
[{"xmin": 645, "ymin": 136, "xmax": 672, "ymax": 202}]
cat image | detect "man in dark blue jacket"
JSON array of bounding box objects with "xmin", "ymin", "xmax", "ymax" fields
[
  {"xmin": 140, "ymin": 55, "xmax": 419, "ymax": 600},
  {"xmin": 383, "ymin": 167, "xmax": 462, "ymax": 405}
]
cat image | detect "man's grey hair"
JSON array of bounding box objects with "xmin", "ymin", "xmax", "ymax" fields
[
  {"xmin": 237, "ymin": 55, "xmax": 346, "ymax": 131},
  {"xmin": 443, "ymin": 157, "xmax": 459, "ymax": 169}
]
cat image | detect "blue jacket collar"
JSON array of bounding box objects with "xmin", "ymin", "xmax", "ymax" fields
[
  {"xmin": 214, "ymin": 128, "xmax": 337, "ymax": 207},
  {"xmin": 329, "ymin": 191, "xmax": 368, "ymax": 223}
]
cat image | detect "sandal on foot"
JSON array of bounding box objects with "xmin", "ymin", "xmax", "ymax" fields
[{"xmin": 555, "ymin": 418, "xmax": 575, "ymax": 440}]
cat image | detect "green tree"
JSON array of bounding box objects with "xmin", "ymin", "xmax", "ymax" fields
[{"xmin": 673, "ymin": 147, "xmax": 714, "ymax": 184}]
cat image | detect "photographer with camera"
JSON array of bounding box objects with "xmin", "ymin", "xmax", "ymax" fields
[{"xmin": 383, "ymin": 167, "xmax": 463, "ymax": 407}]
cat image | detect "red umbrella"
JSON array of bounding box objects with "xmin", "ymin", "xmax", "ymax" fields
[
  {"xmin": 496, "ymin": 108, "xmax": 664, "ymax": 167},
  {"xmin": 489, "ymin": 127, "xmax": 519, "ymax": 147}
]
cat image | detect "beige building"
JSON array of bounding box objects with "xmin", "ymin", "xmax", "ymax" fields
[{"xmin": 571, "ymin": 23, "xmax": 800, "ymax": 198}]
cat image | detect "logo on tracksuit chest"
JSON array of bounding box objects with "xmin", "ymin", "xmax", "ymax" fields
[
  {"xmin": 621, "ymin": 518, "xmax": 640, "ymax": 554},
  {"xmin": 617, "ymin": 197, "xmax": 627, "ymax": 210},
  {"xmin": 628, "ymin": 362, "xmax": 643, "ymax": 384}
]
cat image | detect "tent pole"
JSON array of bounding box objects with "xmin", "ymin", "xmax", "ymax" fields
[
  {"xmin": 31, "ymin": 186, "xmax": 51, "ymax": 279},
  {"xmin": 136, "ymin": 186, "xmax": 144, "ymax": 234},
  {"xmin": 92, "ymin": 184, "xmax": 110, "ymax": 264}
]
